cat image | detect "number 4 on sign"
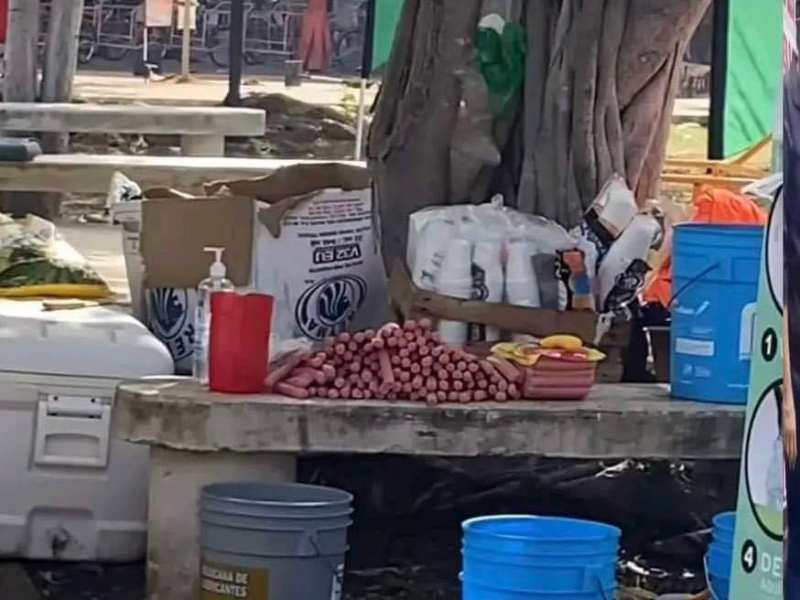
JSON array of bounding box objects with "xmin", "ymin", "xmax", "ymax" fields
[{"xmin": 741, "ymin": 540, "xmax": 757, "ymax": 574}]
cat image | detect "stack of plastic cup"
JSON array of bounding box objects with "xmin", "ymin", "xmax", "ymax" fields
[
  {"xmin": 437, "ymin": 238, "xmax": 474, "ymax": 345},
  {"xmin": 412, "ymin": 221, "xmax": 455, "ymax": 291},
  {"xmin": 471, "ymin": 241, "xmax": 504, "ymax": 342},
  {"xmin": 505, "ymin": 240, "xmax": 541, "ymax": 308},
  {"xmin": 505, "ymin": 241, "xmax": 542, "ymax": 342}
]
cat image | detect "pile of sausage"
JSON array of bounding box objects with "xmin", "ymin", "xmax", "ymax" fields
[{"xmin": 266, "ymin": 319, "xmax": 524, "ymax": 403}]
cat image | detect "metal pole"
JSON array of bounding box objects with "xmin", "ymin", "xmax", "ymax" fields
[
  {"xmin": 143, "ymin": 25, "xmax": 149, "ymax": 75},
  {"xmin": 180, "ymin": 0, "xmax": 192, "ymax": 81},
  {"xmin": 354, "ymin": 0, "xmax": 376, "ymax": 161},
  {"xmin": 354, "ymin": 77, "xmax": 367, "ymax": 160},
  {"xmin": 224, "ymin": 0, "xmax": 245, "ymax": 105}
]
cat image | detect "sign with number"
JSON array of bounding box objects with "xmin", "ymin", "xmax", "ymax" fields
[{"xmin": 730, "ymin": 192, "xmax": 783, "ymax": 599}]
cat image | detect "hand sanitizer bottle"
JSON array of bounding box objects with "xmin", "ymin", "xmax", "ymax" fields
[{"xmin": 193, "ymin": 247, "xmax": 235, "ymax": 385}]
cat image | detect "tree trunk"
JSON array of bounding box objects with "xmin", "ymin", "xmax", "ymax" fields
[
  {"xmin": 4, "ymin": 0, "xmax": 39, "ymax": 103},
  {"xmin": 1, "ymin": 0, "xmax": 46, "ymax": 219},
  {"xmin": 368, "ymin": 0, "xmax": 711, "ymax": 267},
  {"xmin": 368, "ymin": 0, "xmax": 484, "ymax": 266},
  {"xmin": 41, "ymin": 0, "xmax": 84, "ymax": 153}
]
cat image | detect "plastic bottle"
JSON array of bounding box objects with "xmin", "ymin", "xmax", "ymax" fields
[{"xmin": 193, "ymin": 247, "xmax": 235, "ymax": 385}]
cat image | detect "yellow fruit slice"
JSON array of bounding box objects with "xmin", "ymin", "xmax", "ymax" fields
[{"xmin": 491, "ymin": 343, "xmax": 518, "ymax": 359}]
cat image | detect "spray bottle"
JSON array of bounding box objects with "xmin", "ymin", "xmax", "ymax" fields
[{"xmin": 193, "ymin": 247, "xmax": 235, "ymax": 385}]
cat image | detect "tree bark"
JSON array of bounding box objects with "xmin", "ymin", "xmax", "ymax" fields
[
  {"xmin": 367, "ymin": 0, "xmax": 484, "ymax": 266},
  {"xmin": 41, "ymin": 0, "xmax": 85, "ymax": 153},
  {"xmin": 1, "ymin": 0, "xmax": 47, "ymax": 218},
  {"xmin": 369, "ymin": 0, "xmax": 711, "ymax": 266}
]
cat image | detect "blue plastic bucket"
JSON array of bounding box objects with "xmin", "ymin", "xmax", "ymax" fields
[
  {"xmin": 707, "ymin": 545, "xmax": 731, "ymax": 575},
  {"xmin": 706, "ymin": 512, "xmax": 736, "ymax": 600},
  {"xmin": 671, "ymin": 224, "xmax": 763, "ymax": 404},
  {"xmin": 461, "ymin": 575, "xmax": 615, "ymax": 600},
  {"xmin": 462, "ymin": 516, "xmax": 620, "ymax": 598},
  {"xmin": 711, "ymin": 512, "xmax": 736, "ymax": 547},
  {"xmin": 707, "ymin": 570, "xmax": 731, "ymax": 600}
]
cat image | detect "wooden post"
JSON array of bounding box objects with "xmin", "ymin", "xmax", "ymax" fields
[
  {"xmin": 4, "ymin": 0, "xmax": 40, "ymax": 103},
  {"xmin": 41, "ymin": 0, "xmax": 85, "ymax": 153},
  {"xmin": 224, "ymin": 0, "xmax": 245, "ymax": 106}
]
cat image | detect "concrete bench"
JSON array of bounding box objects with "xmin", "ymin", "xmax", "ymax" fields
[
  {"xmin": 113, "ymin": 378, "xmax": 745, "ymax": 600},
  {"xmin": 0, "ymin": 102, "xmax": 266, "ymax": 156},
  {"xmin": 0, "ymin": 154, "xmax": 364, "ymax": 194}
]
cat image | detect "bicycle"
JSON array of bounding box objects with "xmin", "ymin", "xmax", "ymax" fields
[
  {"xmin": 331, "ymin": 0, "xmax": 365, "ymax": 70},
  {"xmin": 96, "ymin": 0, "xmax": 145, "ymax": 62},
  {"xmin": 78, "ymin": 0, "xmax": 102, "ymax": 64},
  {"xmin": 160, "ymin": 0, "xmax": 238, "ymax": 68}
]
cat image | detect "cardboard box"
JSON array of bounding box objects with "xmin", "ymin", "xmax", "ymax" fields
[
  {"xmin": 140, "ymin": 163, "xmax": 371, "ymax": 289},
  {"xmin": 141, "ymin": 194, "xmax": 254, "ymax": 288},
  {"xmin": 137, "ymin": 162, "xmax": 383, "ymax": 373},
  {"xmin": 389, "ymin": 260, "xmax": 630, "ymax": 383}
]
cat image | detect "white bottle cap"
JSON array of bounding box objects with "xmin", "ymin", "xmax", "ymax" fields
[{"xmin": 204, "ymin": 247, "xmax": 227, "ymax": 279}]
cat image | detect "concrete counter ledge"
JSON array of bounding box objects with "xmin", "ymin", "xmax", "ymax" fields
[
  {"xmin": 115, "ymin": 379, "xmax": 744, "ymax": 461},
  {"xmin": 113, "ymin": 379, "xmax": 745, "ymax": 600}
]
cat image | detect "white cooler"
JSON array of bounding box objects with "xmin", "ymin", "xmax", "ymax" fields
[{"xmin": 0, "ymin": 300, "xmax": 174, "ymax": 561}]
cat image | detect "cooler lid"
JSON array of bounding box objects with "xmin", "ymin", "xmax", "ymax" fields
[{"xmin": 0, "ymin": 300, "xmax": 174, "ymax": 378}]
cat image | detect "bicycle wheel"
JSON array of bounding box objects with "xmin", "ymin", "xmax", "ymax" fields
[
  {"xmin": 101, "ymin": 45, "xmax": 131, "ymax": 61},
  {"xmin": 244, "ymin": 51, "xmax": 266, "ymax": 65},
  {"xmin": 209, "ymin": 43, "xmax": 230, "ymax": 68},
  {"xmin": 334, "ymin": 30, "xmax": 361, "ymax": 66}
]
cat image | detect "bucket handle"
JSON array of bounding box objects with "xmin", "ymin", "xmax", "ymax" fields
[
  {"xmin": 667, "ymin": 262, "xmax": 721, "ymax": 309},
  {"xmin": 302, "ymin": 531, "xmax": 345, "ymax": 589},
  {"xmin": 704, "ymin": 553, "xmax": 720, "ymax": 600}
]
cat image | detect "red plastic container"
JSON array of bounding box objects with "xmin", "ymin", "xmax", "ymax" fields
[
  {"xmin": 208, "ymin": 292, "xmax": 274, "ymax": 394},
  {"xmin": 522, "ymin": 359, "xmax": 597, "ymax": 400}
]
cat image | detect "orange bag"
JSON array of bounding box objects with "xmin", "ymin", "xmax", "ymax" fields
[{"xmin": 643, "ymin": 186, "xmax": 767, "ymax": 308}]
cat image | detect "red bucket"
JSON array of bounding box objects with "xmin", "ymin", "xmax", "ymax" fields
[{"xmin": 209, "ymin": 292, "xmax": 274, "ymax": 394}]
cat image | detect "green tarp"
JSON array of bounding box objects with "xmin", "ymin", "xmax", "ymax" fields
[
  {"xmin": 369, "ymin": 0, "xmax": 404, "ymax": 74},
  {"xmin": 711, "ymin": 0, "xmax": 782, "ymax": 158}
]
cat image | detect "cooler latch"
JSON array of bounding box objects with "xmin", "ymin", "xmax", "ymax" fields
[{"xmin": 33, "ymin": 395, "xmax": 111, "ymax": 469}]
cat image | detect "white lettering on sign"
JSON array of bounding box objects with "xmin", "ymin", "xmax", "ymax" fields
[
  {"xmin": 201, "ymin": 564, "xmax": 251, "ymax": 599},
  {"xmin": 675, "ymin": 338, "xmax": 715, "ymax": 357},
  {"xmin": 760, "ymin": 551, "xmax": 782, "ymax": 579}
]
